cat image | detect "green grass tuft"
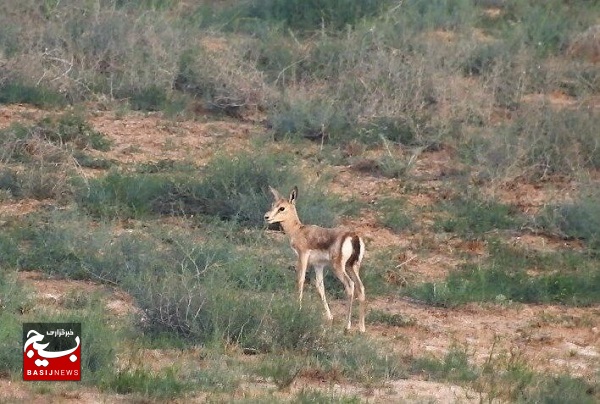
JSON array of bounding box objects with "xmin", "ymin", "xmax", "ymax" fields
[{"xmin": 407, "ymin": 241, "xmax": 600, "ymax": 307}]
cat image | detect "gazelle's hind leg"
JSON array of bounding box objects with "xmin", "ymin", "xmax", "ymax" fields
[
  {"xmin": 335, "ymin": 238, "xmax": 358, "ymax": 331},
  {"xmin": 348, "ymin": 262, "xmax": 366, "ymax": 333},
  {"xmin": 331, "ymin": 262, "xmax": 354, "ymax": 331}
]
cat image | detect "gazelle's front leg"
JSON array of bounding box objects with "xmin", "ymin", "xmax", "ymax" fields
[
  {"xmin": 314, "ymin": 264, "xmax": 333, "ymax": 321},
  {"xmin": 296, "ymin": 251, "xmax": 309, "ymax": 306}
]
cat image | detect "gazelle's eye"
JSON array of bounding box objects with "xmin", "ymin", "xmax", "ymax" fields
[{"xmin": 278, "ymin": 206, "xmax": 285, "ymax": 212}]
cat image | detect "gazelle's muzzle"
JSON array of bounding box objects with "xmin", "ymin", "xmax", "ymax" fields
[{"xmin": 264, "ymin": 211, "xmax": 276, "ymax": 224}]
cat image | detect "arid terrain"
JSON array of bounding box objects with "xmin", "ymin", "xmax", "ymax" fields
[
  {"xmin": 1, "ymin": 1, "xmax": 599, "ymax": 402},
  {"xmin": 1, "ymin": 103, "xmax": 598, "ymax": 403}
]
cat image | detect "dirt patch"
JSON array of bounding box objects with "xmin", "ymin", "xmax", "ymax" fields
[
  {"xmin": 88, "ymin": 111, "xmax": 258, "ymax": 166},
  {"xmin": 485, "ymin": 177, "xmax": 578, "ymax": 215},
  {"xmin": 0, "ymin": 199, "xmax": 50, "ymax": 219},
  {"xmin": 0, "ymin": 105, "xmax": 47, "ymax": 130},
  {"xmin": 364, "ymin": 298, "xmax": 600, "ymax": 380},
  {"xmin": 17, "ymin": 271, "xmax": 140, "ymax": 318}
]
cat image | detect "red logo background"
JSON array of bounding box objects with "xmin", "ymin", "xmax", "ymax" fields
[{"xmin": 23, "ymin": 323, "xmax": 81, "ymax": 381}]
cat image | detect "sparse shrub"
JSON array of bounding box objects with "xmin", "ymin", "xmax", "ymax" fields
[
  {"xmin": 0, "ymin": 271, "xmax": 29, "ymax": 377},
  {"xmin": 78, "ymin": 152, "xmax": 349, "ymax": 227},
  {"xmin": 127, "ymin": 86, "xmax": 168, "ymax": 112},
  {"xmin": 400, "ymin": 0, "xmax": 477, "ymax": 32},
  {"xmin": 521, "ymin": 374, "xmax": 598, "ymax": 404},
  {"xmin": 412, "ymin": 346, "xmax": 478, "ymax": 382},
  {"xmin": 295, "ymin": 389, "xmax": 361, "ymax": 403},
  {"xmin": 366, "ymin": 309, "xmax": 415, "ymax": 327},
  {"xmin": 73, "ymin": 151, "xmax": 114, "ymax": 169},
  {"xmin": 0, "ymin": 81, "xmax": 67, "ymax": 108},
  {"xmin": 75, "ymin": 171, "xmax": 170, "ymax": 218},
  {"xmin": 269, "ymin": 96, "xmax": 356, "ymax": 144},
  {"xmin": 435, "ymin": 196, "xmax": 521, "ymax": 239},
  {"xmin": 173, "ymin": 39, "xmax": 270, "ymax": 116},
  {"xmin": 19, "ymin": 162, "xmax": 73, "ymax": 200},
  {"xmin": 10, "ymin": 213, "xmax": 323, "ymax": 352},
  {"xmin": 0, "ymin": 123, "xmax": 77, "ymax": 201},
  {"xmin": 567, "ymin": 24, "xmax": 600, "ymax": 64},
  {"xmin": 462, "ymin": 42, "xmax": 511, "ymax": 76},
  {"xmin": 0, "ymin": 168, "xmax": 21, "ymax": 198},
  {"xmin": 377, "ymin": 197, "xmax": 414, "ymax": 232},
  {"xmin": 78, "ymin": 309, "xmax": 121, "ymax": 384},
  {"xmin": 220, "ymin": 0, "xmax": 392, "ymax": 33},
  {"xmin": 102, "ymin": 367, "xmax": 191, "ymax": 398},
  {"xmin": 500, "ymin": 0, "xmax": 597, "ymax": 57},
  {"xmin": 200, "ymin": 152, "xmax": 354, "ymax": 226},
  {"xmin": 0, "ymin": 113, "xmax": 110, "ymax": 168},
  {"xmin": 311, "ymin": 335, "xmax": 405, "ymax": 384},
  {"xmin": 471, "ymin": 106, "xmax": 600, "ymax": 181},
  {"xmin": 536, "ymin": 191, "xmax": 600, "ymax": 252},
  {"xmin": 187, "ymin": 363, "xmax": 241, "ymax": 393},
  {"xmin": 360, "ymin": 117, "xmax": 419, "ymax": 146},
  {"xmin": 132, "ymin": 275, "xmax": 325, "ymax": 352},
  {"xmin": 36, "ymin": 113, "xmax": 111, "ymax": 151},
  {"xmin": 255, "ymin": 354, "xmax": 303, "ymax": 390},
  {"xmin": 407, "ymin": 241, "xmax": 600, "ymax": 306}
]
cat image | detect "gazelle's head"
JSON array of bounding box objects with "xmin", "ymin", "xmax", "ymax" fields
[{"xmin": 264, "ymin": 186, "xmax": 299, "ymax": 225}]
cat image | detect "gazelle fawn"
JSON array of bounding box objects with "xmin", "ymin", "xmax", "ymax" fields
[{"xmin": 264, "ymin": 186, "xmax": 366, "ymax": 333}]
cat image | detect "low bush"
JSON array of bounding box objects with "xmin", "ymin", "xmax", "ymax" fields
[
  {"xmin": 77, "ymin": 151, "xmax": 350, "ymax": 227},
  {"xmin": 0, "ymin": 270, "xmax": 29, "ymax": 377},
  {"xmin": 295, "ymin": 389, "xmax": 360, "ymax": 403},
  {"xmin": 209, "ymin": 0, "xmax": 393, "ymax": 33},
  {"xmin": 407, "ymin": 241, "xmax": 600, "ymax": 307},
  {"xmin": 521, "ymin": 374, "xmax": 598, "ymax": 404},
  {"xmin": 467, "ymin": 107, "xmax": 600, "ymax": 181},
  {"xmin": 310, "ymin": 335, "xmax": 406, "ymax": 384},
  {"xmin": 376, "ymin": 197, "xmax": 414, "ymax": 233},
  {"xmin": 0, "ymin": 113, "xmax": 110, "ymax": 201},
  {"xmin": 10, "ymin": 213, "xmax": 324, "ymax": 352},
  {"xmin": 536, "ymin": 191, "xmax": 600, "ymax": 252},
  {"xmin": 435, "ymin": 196, "xmax": 522, "ymax": 239},
  {"xmin": 75, "ymin": 171, "xmax": 169, "ymax": 218},
  {"xmin": 0, "ymin": 164, "xmax": 74, "ymax": 201},
  {"xmin": 411, "ymin": 346, "xmax": 478, "ymax": 383},
  {"xmin": 102, "ymin": 367, "xmax": 191, "ymax": 399},
  {"xmin": 126, "ymin": 85, "xmax": 169, "ymax": 112},
  {"xmin": 0, "ymin": 113, "xmax": 110, "ymax": 156},
  {"xmin": 366, "ymin": 309, "xmax": 415, "ymax": 327},
  {"xmin": 0, "ymin": 81, "xmax": 67, "ymax": 108},
  {"xmin": 269, "ymin": 96, "xmax": 356, "ymax": 144}
]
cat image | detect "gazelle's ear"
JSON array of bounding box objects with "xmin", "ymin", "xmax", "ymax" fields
[
  {"xmin": 268, "ymin": 186, "xmax": 281, "ymax": 200},
  {"xmin": 289, "ymin": 186, "xmax": 298, "ymax": 204}
]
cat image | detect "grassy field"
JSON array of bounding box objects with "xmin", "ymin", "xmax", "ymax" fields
[{"xmin": 1, "ymin": 0, "xmax": 599, "ymax": 402}]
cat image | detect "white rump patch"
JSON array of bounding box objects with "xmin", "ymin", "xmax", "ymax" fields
[{"xmin": 341, "ymin": 237, "xmax": 354, "ymax": 266}]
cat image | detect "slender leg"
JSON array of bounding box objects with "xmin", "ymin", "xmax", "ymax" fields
[
  {"xmin": 314, "ymin": 265, "xmax": 333, "ymax": 321},
  {"xmin": 296, "ymin": 252, "xmax": 309, "ymax": 307},
  {"xmin": 331, "ymin": 258, "xmax": 354, "ymax": 331},
  {"xmin": 348, "ymin": 263, "xmax": 366, "ymax": 333}
]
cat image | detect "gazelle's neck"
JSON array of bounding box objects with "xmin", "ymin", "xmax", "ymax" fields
[{"xmin": 280, "ymin": 213, "xmax": 302, "ymax": 236}]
